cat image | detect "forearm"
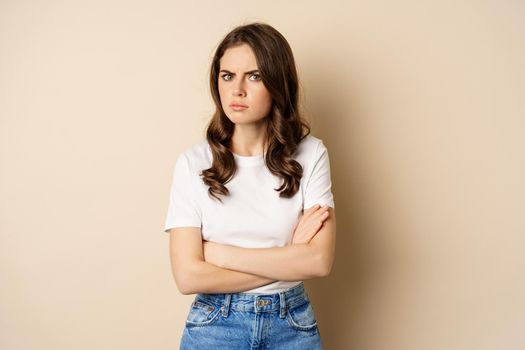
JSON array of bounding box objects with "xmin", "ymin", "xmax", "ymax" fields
[
  {"xmin": 182, "ymin": 260, "xmax": 276, "ymax": 295},
  {"xmin": 220, "ymin": 243, "xmax": 322, "ymax": 281}
]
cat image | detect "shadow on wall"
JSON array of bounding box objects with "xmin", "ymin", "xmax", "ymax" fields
[{"xmin": 301, "ymin": 52, "xmax": 382, "ymax": 349}]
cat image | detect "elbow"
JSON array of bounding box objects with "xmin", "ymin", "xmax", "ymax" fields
[
  {"xmin": 318, "ymin": 264, "xmax": 332, "ymax": 277},
  {"xmin": 178, "ymin": 280, "xmax": 193, "ymax": 295},
  {"xmin": 172, "ymin": 267, "xmax": 195, "ymax": 295},
  {"xmin": 173, "ymin": 259, "xmax": 206, "ymax": 295},
  {"xmin": 178, "ymin": 275, "xmax": 198, "ymax": 295},
  {"xmin": 173, "ymin": 274, "xmax": 190, "ymax": 295},
  {"xmin": 316, "ymin": 253, "xmax": 334, "ymax": 278}
]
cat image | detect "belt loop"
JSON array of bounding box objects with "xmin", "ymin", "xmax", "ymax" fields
[
  {"xmin": 279, "ymin": 291, "xmax": 287, "ymax": 318},
  {"xmin": 221, "ymin": 293, "xmax": 231, "ymax": 318}
]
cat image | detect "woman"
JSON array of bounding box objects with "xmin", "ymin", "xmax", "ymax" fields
[{"xmin": 164, "ymin": 22, "xmax": 336, "ymax": 349}]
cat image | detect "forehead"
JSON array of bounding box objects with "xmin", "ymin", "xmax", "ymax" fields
[{"xmin": 219, "ymin": 43, "xmax": 258, "ymax": 70}]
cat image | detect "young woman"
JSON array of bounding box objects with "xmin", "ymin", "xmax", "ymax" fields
[{"xmin": 164, "ymin": 22, "xmax": 336, "ymax": 349}]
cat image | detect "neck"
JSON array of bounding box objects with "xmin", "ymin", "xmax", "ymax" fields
[{"xmin": 230, "ymin": 119, "xmax": 268, "ymax": 156}]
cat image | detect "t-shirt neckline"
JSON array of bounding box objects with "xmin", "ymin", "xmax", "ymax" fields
[
  {"xmin": 204, "ymin": 141, "xmax": 265, "ymax": 167},
  {"xmin": 233, "ymin": 152, "xmax": 264, "ymax": 167}
]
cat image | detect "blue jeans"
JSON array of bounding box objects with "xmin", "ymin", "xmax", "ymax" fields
[{"xmin": 180, "ymin": 282, "xmax": 323, "ymax": 349}]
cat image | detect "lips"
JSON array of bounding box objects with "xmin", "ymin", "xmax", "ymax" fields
[{"xmin": 230, "ymin": 102, "xmax": 248, "ymax": 108}]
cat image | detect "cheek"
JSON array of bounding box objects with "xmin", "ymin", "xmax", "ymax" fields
[
  {"xmin": 218, "ymin": 83, "xmax": 228, "ymax": 103},
  {"xmin": 262, "ymin": 93, "xmax": 273, "ymax": 111},
  {"xmin": 254, "ymin": 87, "xmax": 272, "ymax": 107}
]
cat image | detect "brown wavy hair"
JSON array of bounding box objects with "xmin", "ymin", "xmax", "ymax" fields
[{"xmin": 200, "ymin": 22, "xmax": 311, "ymax": 203}]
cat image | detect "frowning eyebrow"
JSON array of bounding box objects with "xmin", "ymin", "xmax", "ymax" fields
[{"xmin": 219, "ymin": 69, "xmax": 260, "ymax": 75}]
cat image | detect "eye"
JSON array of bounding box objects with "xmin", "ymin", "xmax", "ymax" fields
[
  {"xmin": 249, "ymin": 73, "xmax": 261, "ymax": 81},
  {"xmin": 220, "ymin": 73, "xmax": 232, "ymax": 81}
]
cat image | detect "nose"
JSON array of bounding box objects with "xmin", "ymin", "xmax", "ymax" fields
[{"xmin": 232, "ymin": 79, "xmax": 246, "ymax": 97}]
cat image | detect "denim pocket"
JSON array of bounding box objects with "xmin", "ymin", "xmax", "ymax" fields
[
  {"xmin": 185, "ymin": 299, "xmax": 221, "ymax": 327},
  {"xmin": 286, "ymin": 299, "xmax": 318, "ymax": 332}
]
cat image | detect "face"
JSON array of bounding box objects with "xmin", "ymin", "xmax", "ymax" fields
[{"xmin": 218, "ymin": 43, "xmax": 273, "ymax": 126}]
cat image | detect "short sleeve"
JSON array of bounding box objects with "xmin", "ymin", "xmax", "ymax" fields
[
  {"xmin": 303, "ymin": 140, "xmax": 335, "ymax": 210},
  {"xmin": 163, "ymin": 153, "xmax": 202, "ymax": 233}
]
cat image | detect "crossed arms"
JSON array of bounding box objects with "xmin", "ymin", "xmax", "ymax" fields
[{"xmin": 169, "ymin": 207, "xmax": 336, "ymax": 295}]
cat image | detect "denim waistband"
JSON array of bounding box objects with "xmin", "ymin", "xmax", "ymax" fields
[{"xmin": 194, "ymin": 282, "xmax": 308, "ymax": 319}]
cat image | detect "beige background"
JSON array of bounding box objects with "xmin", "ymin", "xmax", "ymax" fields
[{"xmin": 1, "ymin": 0, "xmax": 524, "ymax": 349}]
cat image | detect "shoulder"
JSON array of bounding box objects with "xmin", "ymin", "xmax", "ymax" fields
[
  {"xmin": 173, "ymin": 138, "xmax": 212, "ymax": 174},
  {"xmin": 180, "ymin": 138, "xmax": 210, "ymax": 160},
  {"xmin": 295, "ymin": 134, "xmax": 326, "ymax": 163}
]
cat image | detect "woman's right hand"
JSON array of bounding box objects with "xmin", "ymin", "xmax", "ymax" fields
[{"xmin": 291, "ymin": 204, "xmax": 330, "ymax": 245}]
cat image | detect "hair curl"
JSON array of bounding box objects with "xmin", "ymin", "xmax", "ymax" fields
[{"xmin": 200, "ymin": 22, "xmax": 311, "ymax": 203}]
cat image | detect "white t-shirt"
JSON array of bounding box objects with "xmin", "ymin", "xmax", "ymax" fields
[{"xmin": 163, "ymin": 134, "xmax": 335, "ymax": 294}]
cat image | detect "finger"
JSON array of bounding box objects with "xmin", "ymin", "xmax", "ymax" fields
[
  {"xmin": 305, "ymin": 210, "xmax": 329, "ymax": 228},
  {"xmin": 302, "ymin": 204, "xmax": 322, "ymax": 218},
  {"xmin": 305, "ymin": 219, "xmax": 322, "ymax": 235},
  {"xmin": 295, "ymin": 225, "xmax": 316, "ymax": 243},
  {"xmin": 304, "ymin": 221, "xmax": 324, "ymax": 243},
  {"xmin": 297, "ymin": 205, "xmax": 325, "ymax": 230},
  {"xmin": 319, "ymin": 210, "xmax": 330, "ymax": 220},
  {"xmin": 313, "ymin": 206, "xmax": 330, "ymax": 220},
  {"xmin": 304, "ymin": 204, "xmax": 321, "ymax": 213}
]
